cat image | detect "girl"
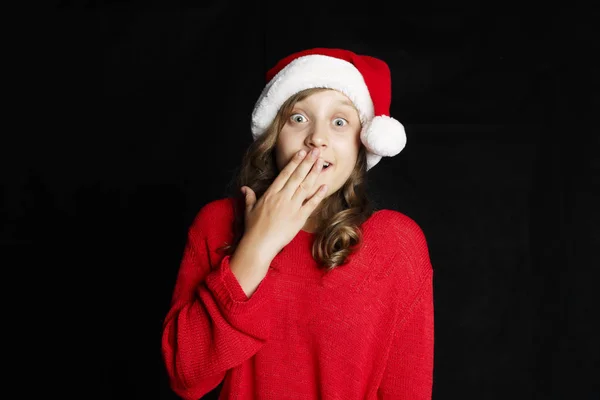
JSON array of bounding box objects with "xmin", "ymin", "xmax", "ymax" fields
[{"xmin": 162, "ymin": 48, "xmax": 434, "ymax": 399}]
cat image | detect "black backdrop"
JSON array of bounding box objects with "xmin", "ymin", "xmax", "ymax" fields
[{"xmin": 7, "ymin": 2, "xmax": 598, "ymax": 399}]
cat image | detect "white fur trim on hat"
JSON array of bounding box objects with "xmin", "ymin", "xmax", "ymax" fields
[
  {"xmin": 251, "ymin": 54, "xmax": 375, "ymax": 138},
  {"xmin": 365, "ymin": 153, "xmax": 382, "ymax": 172}
]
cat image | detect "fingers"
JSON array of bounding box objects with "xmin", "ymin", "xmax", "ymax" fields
[
  {"xmin": 282, "ymin": 148, "xmax": 321, "ymax": 196},
  {"xmin": 292, "ymin": 155, "xmax": 323, "ymax": 202},
  {"xmin": 268, "ymin": 149, "xmax": 310, "ymax": 194},
  {"xmin": 300, "ymin": 184, "xmax": 328, "ymax": 217}
]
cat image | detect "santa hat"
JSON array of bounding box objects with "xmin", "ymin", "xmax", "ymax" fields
[{"xmin": 251, "ymin": 48, "xmax": 407, "ymax": 171}]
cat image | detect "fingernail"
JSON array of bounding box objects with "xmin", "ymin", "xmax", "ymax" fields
[{"xmin": 298, "ymin": 150, "xmax": 306, "ymax": 158}]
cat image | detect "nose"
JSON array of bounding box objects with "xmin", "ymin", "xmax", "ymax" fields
[{"xmin": 305, "ymin": 120, "xmax": 329, "ymax": 150}]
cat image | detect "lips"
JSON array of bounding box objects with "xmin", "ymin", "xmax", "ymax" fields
[
  {"xmin": 321, "ymin": 163, "xmax": 333, "ymax": 173},
  {"xmin": 321, "ymin": 159, "xmax": 333, "ymax": 168}
]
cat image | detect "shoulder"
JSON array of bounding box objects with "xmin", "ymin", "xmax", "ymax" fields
[
  {"xmin": 370, "ymin": 209, "xmax": 428, "ymax": 246},
  {"xmin": 188, "ymin": 197, "xmax": 236, "ymax": 237},
  {"xmin": 368, "ymin": 209, "xmax": 432, "ymax": 270}
]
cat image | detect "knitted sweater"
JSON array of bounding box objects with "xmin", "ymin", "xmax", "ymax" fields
[{"xmin": 162, "ymin": 197, "xmax": 434, "ymax": 399}]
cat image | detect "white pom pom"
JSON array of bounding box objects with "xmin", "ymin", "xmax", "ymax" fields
[{"xmin": 361, "ymin": 115, "xmax": 407, "ymax": 157}]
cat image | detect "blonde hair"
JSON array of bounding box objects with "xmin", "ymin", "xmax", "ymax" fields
[{"xmin": 219, "ymin": 88, "xmax": 375, "ymax": 273}]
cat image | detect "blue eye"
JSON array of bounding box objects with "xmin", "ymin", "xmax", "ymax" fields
[
  {"xmin": 291, "ymin": 114, "xmax": 306, "ymax": 123},
  {"xmin": 333, "ymin": 118, "xmax": 347, "ymax": 127}
]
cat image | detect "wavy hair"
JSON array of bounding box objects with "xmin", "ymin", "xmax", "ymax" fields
[{"xmin": 218, "ymin": 88, "xmax": 376, "ymax": 273}]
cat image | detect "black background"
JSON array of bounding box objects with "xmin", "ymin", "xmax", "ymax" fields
[{"xmin": 6, "ymin": 1, "xmax": 598, "ymax": 399}]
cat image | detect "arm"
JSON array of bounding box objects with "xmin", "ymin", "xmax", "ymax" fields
[
  {"xmin": 377, "ymin": 268, "xmax": 434, "ymax": 399},
  {"xmin": 161, "ymin": 202, "xmax": 276, "ymax": 400},
  {"xmin": 378, "ymin": 213, "xmax": 435, "ymax": 399}
]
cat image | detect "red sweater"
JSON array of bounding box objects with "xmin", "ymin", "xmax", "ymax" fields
[{"xmin": 162, "ymin": 197, "xmax": 434, "ymax": 399}]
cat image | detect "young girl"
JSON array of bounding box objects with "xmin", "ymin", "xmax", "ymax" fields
[{"xmin": 162, "ymin": 48, "xmax": 434, "ymax": 399}]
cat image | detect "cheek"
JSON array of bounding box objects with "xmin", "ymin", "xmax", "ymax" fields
[
  {"xmin": 341, "ymin": 141, "xmax": 360, "ymax": 162},
  {"xmin": 337, "ymin": 144, "xmax": 360, "ymax": 176},
  {"xmin": 276, "ymin": 133, "xmax": 304, "ymax": 161},
  {"xmin": 274, "ymin": 137, "xmax": 297, "ymax": 171}
]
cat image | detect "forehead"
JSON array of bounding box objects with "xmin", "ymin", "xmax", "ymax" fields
[{"xmin": 295, "ymin": 89, "xmax": 356, "ymax": 109}]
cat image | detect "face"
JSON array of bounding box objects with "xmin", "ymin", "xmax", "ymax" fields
[{"xmin": 274, "ymin": 89, "xmax": 362, "ymax": 201}]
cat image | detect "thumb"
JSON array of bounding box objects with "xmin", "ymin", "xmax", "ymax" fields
[{"xmin": 241, "ymin": 186, "xmax": 256, "ymax": 212}]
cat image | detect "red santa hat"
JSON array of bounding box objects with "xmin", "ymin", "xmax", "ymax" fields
[{"xmin": 251, "ymin": 48, "xmax": 407, "ymax": 171}]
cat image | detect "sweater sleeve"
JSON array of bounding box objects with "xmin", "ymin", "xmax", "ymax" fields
[
  {"xmin": 377, "ymin": 214, "xmax": 435, "ymax": 399},
  {"xmin": 161, "ymin": 202, "xmax": 276, "ymax": 400},
  {"xmin": 377, "ymin": 268, "xmax": 434, "ymax": 399}
]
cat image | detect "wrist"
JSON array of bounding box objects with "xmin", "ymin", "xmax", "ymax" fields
[{"xmin": 238, "ymin": 233, "xmax": 278, "ymax": 266}]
